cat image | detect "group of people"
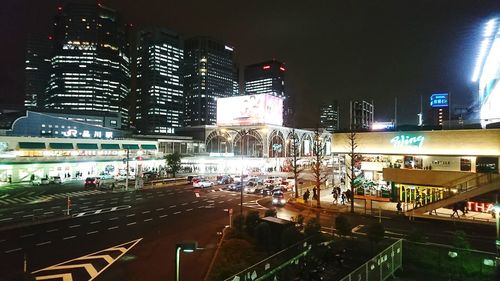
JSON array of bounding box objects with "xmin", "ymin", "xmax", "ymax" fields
[
  {"xmin": 302, "ymin": 187, "xmax": 321, "ymax": 203},
  {"xmin": 331, "ymin": 186, "xmax": 351, "ymax": 205}
]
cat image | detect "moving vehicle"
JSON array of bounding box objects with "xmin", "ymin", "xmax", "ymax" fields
[
  {"xmin": 50, "ymin": 176, "xmax": 62, "ymax": 184},
  {"xmin": 32, "ymin": 177, "xmax": 50, "ymax": 186},
  {"xmin": 84, "ymin": 177, "xmax": 100, "ymax": 188},
  {"xmin": 187, "ymin": 175, "xmax": 199, "ymax": 183},
  {"xmin": 228, "ymin": 182, "xmax": 243, "ymax": 191},
  {"xmin": 272, "ymin": 191, "xmax": 287, "ymax": 206},
  {"xmin": 99, "ymin": 175, "xmax": 115, "ymax": 189},
  {"xmin": 217, "ymin": 175, "xmax": 233, "ymax": 185},
  {"xmin": 193, "ymin": 179, "xmax": 213, "ymax": 188}
]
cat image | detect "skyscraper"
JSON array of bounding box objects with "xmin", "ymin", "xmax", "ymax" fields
[
  {"xmin": 320, "ymin": 101, "xmax": 339, "ymax": 132},
  {"xmin": 183, "ymin": 37, "xmax": 235, "ymax": 126},
  {"xmin": 244, "ymin": 60, "xmax": 290, "ymax": 125},
  {"xmin": 25, "ymin": 35, "xmax": 52, "ymax": 110},
  {"xmin": 350, "ymin": 100, "xmax": 374, "ymax": 130},
  {"xmin": 45, "ymin": 2, "xmax": 131, "ymax": 128},
  {"xmin": 136, "ymin": 28, "xmax": 184, "ymax": 135}
]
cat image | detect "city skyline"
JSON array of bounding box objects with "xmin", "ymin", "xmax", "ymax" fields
[{"xmin": 1, "ymin": 0, "xmax": 499, "ymax": 128}]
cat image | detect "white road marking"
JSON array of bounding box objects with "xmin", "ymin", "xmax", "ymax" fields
[
  {"xmin": 43, "ymin": 211, "xmax": 54, "ymax": 215},
  {"xmin": 108, "ymin": 226, "xmax": 119, "ymax": 230},
  {"xmin": 126, "ymin": 214, "xmax": 135, "ymax": 217},
  {"xmin": 0, "ymin": 217, "xmax": 13, "ymax": 222},
  {"xmin": 23, "ymin": 214, "xmax": 34, "ymax": 218},
  {"xmin": 36, "ymin": 241, "xmax": 51, "ymax": 246},
  {"xmin": 144, "ymin": 218, "xmax": 153, "ymax": 222},
  {"xmin": 160, "ymin": 214, "xmax": 168, "ymax": 218},
  {"xmin": 142, "ymin": 211, "xmax": 151, "ymax": 214},
  {"xmin": 87, "ymin": 230, "xmax": 98, "ymax": 235},
  {"xmin": 5, "ymin": 248, "xmax": 22, "ymax": 253},
  {"xmin": 63, "ymin": 235, "xmax": 77, "ymax": 240},
  {"xmin": 127, "ymin": 222, "xmax": 137, "ymax": 226},
  {"xmin": 169, "ymin": 205, "xmax": 176, "ymax": 208},
  {"xmin": 46, "ymin": 228, "xmax": 58, "ymax": 233},
  {"xmin": 173, "ymin": 211, "xmax": 181, "ymax": 215},
  {"xmin": 186, "ymin": 208, "xmax": 193, "ymax": 212},
  {"xmin": 69, "ymin": 224, "xmax": 80, "ymax": 228},
  {"xmin": 195, "ymin": 193, "xmax": 200, "ymax": 197},
  {"xmin": 219, "ymin": 201, "xmax": 225, "ymax": 203},
  {"xmin": 181, "ymin": 203, "xmax": 188, "ymax": 206},
  {"xmin": 33, "ymin": 208, "xmax": 43, "ymax": 211},
  {"xmin": 109, "ymin": 217, "xmax": 119, "ymax": 221},
  {"xmin": 191, "ymin": 201, "xmax": 199, "ymax": 203},
  {"xmin": 21, "ymin": 233, "xmax": 35, "ymax": 238},
  {"xmin": 155, "ymin": 208, "xmax": 164, "ymax": 211},
  {"xmin": 90, "ymin": 220, "xmax": 101, "ymax": 224},
  {"xmin": 13, "ymin": 211, "xmax": 25, "ymax": 214}
]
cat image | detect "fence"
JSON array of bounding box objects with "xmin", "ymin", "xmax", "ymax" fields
[
  {"xmin": 339, "ymin": 239, "xmax": 403, "ymax": 281},
  {"xmin": 222, "ymin": 236, "xmax": 316, "ymax": 281}
]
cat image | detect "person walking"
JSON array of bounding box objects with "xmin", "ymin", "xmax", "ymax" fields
[
  {"xmin": 303, "ymin": 189, "xmax": 310, "ymax": 203},
  {"xmin": 396, "ymin": 201, "xmax": 402, "ymax": 214},
  {"xmin": 312, "ymin": 187, "xmax": 318, "ymax": 201},
  {"xmin": 341, "ymin": 192, "xmax": 347, "ymax": 205},
  {"xmin": 332, "ymin": 189, "xmax": 338, "ymax": 205},
  {"xmin": 451, "ymin": 204, "xmax": 460, "ymax": 218}
]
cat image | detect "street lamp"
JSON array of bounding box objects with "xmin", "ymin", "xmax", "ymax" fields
[{"xmin": 175, "ymin": 242, "xmax": 197, "ymax": 281}]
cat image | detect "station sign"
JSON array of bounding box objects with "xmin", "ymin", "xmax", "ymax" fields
[
  {"xmin": 430, "ymin": 93, "xmax": 449, "ymax": 108},
  {"xmin": 390, "ymin": 135, "xmax": 425, "ymax": 148}
]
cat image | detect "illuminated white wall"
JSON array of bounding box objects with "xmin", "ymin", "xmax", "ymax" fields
[{"xmin": 216, "ymin": 94, "xmax": 283, "ymax": 126}]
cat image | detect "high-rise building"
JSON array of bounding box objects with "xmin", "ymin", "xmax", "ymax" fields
[
  {"xmin": 183, "ymin": 37, "xmax": 236, "ymax": 126},
  {"xmin": 25, "ymin": 35, "xmax": 52, "ymax": 110},
  {"xmin": 136, "ymin": 28, "xmax": 184, "ymax": 135},
  {"xmin": 350, "ymin": 100, "xmax": 374, "ymax": 130},
  {"xmin": 45, "ymin": 2, "xmax": 131, "ymax": 129},
  {"xmin": 244, "ymin": 60, "xmax": 290, "ymax": 124},
  {"xmin": 425, "ymin": 92, "xmax": 450, "ymax": 127},
  {"xmin": 472, "ymin": 17, "xmax": 500, "ymax": 127},
  {"xmin": 320, "ymin": 101, "xmax": 339, "ymax": 132}
]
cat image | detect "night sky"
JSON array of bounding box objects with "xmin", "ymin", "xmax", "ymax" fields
[{"xmin": 1, "ymin": 0, "xmax": 499, "ymax": 128}]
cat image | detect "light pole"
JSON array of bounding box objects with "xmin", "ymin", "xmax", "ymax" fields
[{"xmin": 175, "ymin": 242, "xmax": 197, "ymax": 281}]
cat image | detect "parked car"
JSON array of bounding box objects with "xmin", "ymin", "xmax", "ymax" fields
[
  {"xmin": 261, "ymin": 185, "xmax": 275, "ymax": 196},
  {"xmin": 217, "ymin": 175, "xmax": 233, "ymax": 185},
  {"xmin": 84, "ymin": 177, "xmax": 100, "ymax": 189},
  {"xmin": 193, "ymin": 179, "xmax": 213, "ymax": 188},
  {"xmin": 272, "ymin": 191, "xmax": 286, "ymax": 206},
  {"xmin": 99, "ymin": 176, "xmax": 115, "ymax": 189},
  {"xmin": 49, "ymin": 176, "xmax": 62, "ymax": 184}
]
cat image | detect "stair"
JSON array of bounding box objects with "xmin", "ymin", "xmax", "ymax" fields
[{"xmin": 406, "ymin": 173, "xmax": 500, "ymax": 215}]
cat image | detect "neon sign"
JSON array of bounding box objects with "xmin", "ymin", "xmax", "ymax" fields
[
  {"xmin": 390, "ymin": 135, "xmax": 425, "ymax": 148},
  {"xmin": 467, "ymin": 201, "xmax": 494, "ymax": 213}
]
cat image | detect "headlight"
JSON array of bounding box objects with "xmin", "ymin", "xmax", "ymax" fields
[
  {"xmin": 280, "ymin": 199, "xmax": 286, "ymax": 204},
  {"xmin": 272, "ymin": 198, "xmax": 278, "ymax": 203}
]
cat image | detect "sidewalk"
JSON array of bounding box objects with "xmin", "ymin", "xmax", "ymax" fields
[{"xmin": 290, "ymin": 186, "xmax": 496, "ymax": 225}]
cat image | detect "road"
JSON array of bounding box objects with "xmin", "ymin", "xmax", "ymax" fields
[{"xmin": 0, "ymin": 183, "xmax": 268, "ymax": 281}]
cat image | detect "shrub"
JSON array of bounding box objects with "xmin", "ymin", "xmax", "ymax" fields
[
  {"xmin": 245, "ymin": 211, "xmax": 260, "ymax": 236},
  {"xmin": 232, "ymin": 214, "xmax": 245, "ymax": 234},
  {"xmin": 264, "ymin": 208, "xmax": 277, "ymax": 217},
  {"xmin": 335, "ymin": 215, "xmax": 351, "ymax": 238},
  {"xmin": 304, "ymin": 217, "xmax": 321, "ymax": 237}
]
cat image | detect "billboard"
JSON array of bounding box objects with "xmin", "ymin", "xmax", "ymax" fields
[
  {"xmin": 430, "ymin": 93, "xmax": 449, "ymax": 108},
  {"xmin": 217, "ymin": 94, "xmax": 283, "ymax": 126}
]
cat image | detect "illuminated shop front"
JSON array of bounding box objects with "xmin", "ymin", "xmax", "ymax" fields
[
  {"xmin": 332, "ymin": 129, "xmax": 500, "ymax": 202},
  {"xmin": 177, "ymin": 94, "xmax": 332, "ymax": 174},
  {"xmin": 0, "ymin": 136, "xmax": 162, "ymax": 183}
]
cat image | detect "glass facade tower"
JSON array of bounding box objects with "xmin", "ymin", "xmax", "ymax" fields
[
  {"xmin": 136, "ymin": 28, "xmax": 184, "ymax": 134},
  {"xmin": 45, "ymin": 2, "xmax": 131, "ymax": 128}
]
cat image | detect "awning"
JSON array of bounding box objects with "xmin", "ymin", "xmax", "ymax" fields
[
  {"xmin": 101, "ymin": 143, "xmax": 121, "ymax": 150},
  {"xmin": 122, "ymin": 144, "xmax": 140, "ymax": 150},
  {"xmin": 141, "ymin": 144, "xmax": 157, "ymax": 150},
  {"xmin": 19, "ymin": 142, "xmax": 46, "ymax": 149},
  {"xmin": 49, "ymin": 143, "xmax": 74, "ymax": 149},
  {"xmin": 77, "ymin": 143, "xmax": 98, "ymax": 150}
]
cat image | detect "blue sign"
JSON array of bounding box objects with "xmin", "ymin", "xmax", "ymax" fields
[{"xmin": 430, "ymin": 93, "xmax": 449, "ymax": 108}]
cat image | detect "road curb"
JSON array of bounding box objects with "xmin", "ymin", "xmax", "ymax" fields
[
  {"xmin": 0, "ymin": 214, "xmax": 72, "ymax": 232},
  {"xmin": 203, "ymin": 226, "xmax": 228, "ymax": 281}
]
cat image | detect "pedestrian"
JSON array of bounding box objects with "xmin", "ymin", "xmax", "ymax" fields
[
  {"xmin": 312, "ymin": 187, "xmax": 318, "ymax": 201},
  {"xmin": 451, "ymin": 204, "xmax": 460, "ymax": 218},
  {"xmin": 8, "ymin": 175, "xmax": 12, "ymax": 184},
  {"xmin": 345, "ymin": 189, "xmax": 352, "ymax": 203},
  {"xmin": 396, "ymin": 201, "xmax": 402, "ymax": 214},
  {"xmin": 303, "ymin": 189, "xmax": 310, "ymax": 203},
  {"xmin": 341, "ymin": 192, "xmax": 346, "ymax": 205},
  {"xmin": 332, "ymin": 189, "xmax": 338, "ymax": 205},
  {"xmin": 414, "ymin": 194, "xmax": 422, "ymax": 208}
]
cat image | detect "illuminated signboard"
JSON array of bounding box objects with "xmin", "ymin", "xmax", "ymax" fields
[
  {"xmin": 467, "ymin": 201, "xmax": 494, "ymax": 213},
  {"xmin": 62, "ymin": 129, "xmax": 113, "ymax": 139},
  {"xmin": 390, "ymin": 135, "xmax": 425, "ymax": 148},
  {"xmin": 430, "ymin": 93, "xmax": 449, "ymax": 108},
  {"xmin": 216, "ymin": 94, "xmax": 283, "ymax": 126}
]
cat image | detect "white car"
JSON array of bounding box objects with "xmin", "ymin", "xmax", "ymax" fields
[
  {"xmin": 193, "ymin": 180, "xmax": 213, "ymax": 188},
  {"xmin": 32, "ymin": 177, "xmax": 50, "ymax": 185}
]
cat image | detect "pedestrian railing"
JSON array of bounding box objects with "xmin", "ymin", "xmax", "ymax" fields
[{"xmin": 339, "ymin": 239, "xmax": 403, "ymax": 281}]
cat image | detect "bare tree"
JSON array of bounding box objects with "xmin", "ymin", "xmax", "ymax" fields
[
  {"xmin": 312, "ymin": 128, "xmax": 328, "ymax": 208},
  {"xmin": 346, "ymin": 131, "xmax": 358, "ymax": 213},
  {"xmin": 288, "ymin": 128, "xmax": 304, "ymax": 199}
]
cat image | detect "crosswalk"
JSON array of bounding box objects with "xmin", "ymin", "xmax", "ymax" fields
[{"xmin": 0, "ymin": 190, "xmax": 104, "ymax": 206}]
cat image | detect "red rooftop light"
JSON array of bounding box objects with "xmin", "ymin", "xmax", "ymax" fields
[
  {"xmin": 262, "ymin": 65, "xmax": 271, "ymax": 70},
  {"xmin": 279, "ymin": 66, "xmax": 286, "ymax": 71},
  {"xmin": 57, "ymin": 6, "xmax": 63, "ymax": 11}
]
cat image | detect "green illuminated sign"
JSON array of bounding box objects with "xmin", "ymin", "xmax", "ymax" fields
[{"xmin": 390, "ymin": 135, "xmax": 425, "ymax": 148}]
